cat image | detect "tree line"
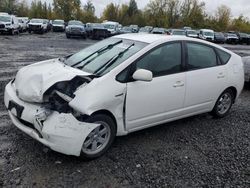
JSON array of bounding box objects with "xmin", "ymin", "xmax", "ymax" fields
[{"xmin": 0, "ymin": 0, "xmax": 250, "ymax": 32}]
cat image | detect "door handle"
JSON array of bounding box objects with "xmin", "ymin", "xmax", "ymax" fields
[
  {"xmin": 217, "ymin": 72, "xmax": 225, "ymax": 79},
  {"xmin": 173, "ymin": 81, "xmax": 184, "ymax": 88}
]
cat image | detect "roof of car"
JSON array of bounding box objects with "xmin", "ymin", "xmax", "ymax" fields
[{"xmin": 114, "ymin": 33, "xmax": 188, "ymax": 44}]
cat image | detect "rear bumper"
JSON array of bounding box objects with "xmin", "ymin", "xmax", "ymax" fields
[{"xmin": 4, "ymin": 81, "xmax": 99, "ymax": 156}]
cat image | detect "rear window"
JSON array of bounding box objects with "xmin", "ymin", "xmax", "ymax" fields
[{"xmin": 216, "ymin": 48, "xmax": 231, "ymax": 65}]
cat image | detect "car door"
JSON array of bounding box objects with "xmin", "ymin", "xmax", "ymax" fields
[
  {"xmin": 125, "ymin": 42, "xmax": 186, "ymax": 131},
  {"xmin": 183, "ymin": 42, "xmax": 228, "ymax": 114}
]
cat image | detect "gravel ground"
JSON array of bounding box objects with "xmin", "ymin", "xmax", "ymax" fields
[{"xmin": 0, "ymin": 32, "xmax": 249, "ymax": 188}]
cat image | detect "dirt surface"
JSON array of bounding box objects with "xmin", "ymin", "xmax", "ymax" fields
[{"xmin": 0, "ymin": 32, "xmax": 250, "ymax": 188}]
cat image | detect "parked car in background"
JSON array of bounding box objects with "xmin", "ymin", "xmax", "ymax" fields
[
  {"xmin": 214, "ymin": 32, "xmax": 226, "ymax": 44},
  {"xmin": 66, "ymin": 20, "xmax": 87, "ymax": 39},
  {"xmin": 4, "ymin": 34, "xmax": 244, "ymax": 159},
  {"xmin": 130, "ymin": 25, "xmax": 139, "ymax": 33},
  {"xmin": 17, "ymin": 17, "xmax": 27, "ymax": 32},
  {"xmin": 0, "ymin": 14, "xmax": 19, "ymax": 35},
  {"xmin": 151, "ymin": 27, "xmax": 166, "ymax": 34},
  {"xmin": 28, "ymin": 19, "xmax": 47, "ymax": 34},
  {"xmin": 139, "ymin": 27, "xmax": 151, "ymax": 33},
  {"xmin": 85, "ymin": 23, "xmax": 109, "ymax": 39},
  {"xmin": 102, "ymin": 21, "xmax": 120, "ymax": 36},
  {"xmin": 43, "ymin": 19, "xmax": 52, "ymax": 32},
  {"xmin": 186, "ymin": 30, "xmax": 198, "ymax": 38},
  {"xmin": 120, "ymin": 26, "xmax": 133, "ymax": 34},
  {"xmin": 183, "ymin": 26, "xmax": 192, "ymax": 30},
  {"xmin": 242, "ymin": 56, "xmax": 250, "ymax": 83},
  {"xmin": 52, "ymin": 19, "xmax": 65, "ymax": 32},
  {"xmin": 224, "ymin": 33, "xmax": 239, "ymax": 44},
  {"xmin": 237, "ymin": 32, "xmax": 249, "ymax": 45},
  {"xmin": 199, "ymin": 29, "xmax": 214, "ymax": 41},
  {"xmin": 169, "ymin": 29, "xmax": 186, "ymax": 36},
  {"xmin": 20, "ymin": 17, "xmax": 29, "ymax": 24}
]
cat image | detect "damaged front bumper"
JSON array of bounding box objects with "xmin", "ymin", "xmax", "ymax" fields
[{"xmin": 4, "ymin": 81, "xmax": 99, "ymax": 156}]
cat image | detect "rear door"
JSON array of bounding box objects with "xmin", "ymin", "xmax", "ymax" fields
[{"xmin": 183, "ymin": 42, "xmax": 228, "ymax": 114}]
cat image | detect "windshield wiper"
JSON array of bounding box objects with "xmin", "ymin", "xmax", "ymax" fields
[
  {"xmin": 71, "ymin": 40, "xmax": 122, "ymax": 68},
  {"xmin": 94, "ymin": 43, "xmax": 135, "ymax": 75}
]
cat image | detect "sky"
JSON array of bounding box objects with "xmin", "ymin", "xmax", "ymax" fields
[{"xmin": 30, "ymin": 0, "xmax": 250, "ymax": 18}]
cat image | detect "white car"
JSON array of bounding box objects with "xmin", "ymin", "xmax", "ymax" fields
[
  {"xmin": 28, "ymin": 18, "xmax": 47, "ymax": 34},
  {"xmin": 102, "ymin": 21, "xmax": 119, "ymax": 36},
  {"xmin": 199, "ymin": 29, "xmax": 215, "ymax": 41},
  {"xmin": 4, "ymin": 34, "xmax": 244, "ymax": 159},
  {"xmin": 0, "ymin": 14, "xmax": 19, "ymax": 35},
  {"xmin": 17, "ymin": 17, "xmax": 27, "ymax": 32}
]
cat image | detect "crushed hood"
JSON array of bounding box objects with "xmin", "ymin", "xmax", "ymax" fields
[{"xmin": 15, "ymin": 59, "xmax": 90, "ymax": 103}]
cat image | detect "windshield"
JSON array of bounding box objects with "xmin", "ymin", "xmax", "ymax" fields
[
  {"xmin": 122, "ymin": 27, "xmax": 131, "ymax": 31},
  {"xmin": 215, "ymin": 33, "xmax": 224, "ymax": 37},
  {"xmin": 152, "ymin": 28, "xmax": 165, "ymax": 33},
  {"xmin": 239, "ymin": 33, "xmax": 248, "ymax": 37},
  {"xmin": 103, "ymin": 24, "xmax": 115, "ymax": 29},
  {"xmin": 187, "ymin": 30, "xmax": 197, "ymax": 35},
  {"xmin": 53, "ymin": 20, "xmax": 64, "ymax": 25},
  {"xmin": 0, "ymin": 16, "xmax": 11, "ymax": 22},
  {"xmin": 68, "ymin": 21, "xmax": 83, "ymax": 25},
  {"xmin": 173, "ymin": 30, "xmax": 185, "ymax": 35},
  {"xmin": 228, "ymin": 33, "xmax": 237, "ymax": 37},
  {"xmin": 64, "ymin": 38, "xmax": 147, "ymax": 76},
  {"xmin": 204, "ymin": 32, "xmax": 214, "ymax": 36},
  {"xmin": 92, "ymin": 23, "xmax": 104, "ymax": 28},
  {"xmin": 30, "ymin": 19, "xmax": 43, "ymax": 23},
  {"xmin": 139, "ymin": 27, "xmax": 150, "ymax": 32}
]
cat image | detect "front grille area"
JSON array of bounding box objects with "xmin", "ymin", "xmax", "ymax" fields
[
  {"xmin": 29, "ymin": 25, "xmax": 41, "ymax": 30},
  {"xmin": 71, "ymin": 27, "xmax": 81, "ymax": 32}
]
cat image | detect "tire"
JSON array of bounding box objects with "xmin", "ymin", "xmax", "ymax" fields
[
  {"xmin": 80, "ymin": 114, "xmax": 116, "ymax": 159},
  {"xmin": 10, "ymin": 29, "xmax": 14, "ymax": 35},
  {"xmin": 211, "ymin": 89, "xmax": 234, "ymax": 118},
  {"xmin": 66, "ymin": 34, "xmax": 70, "ymax": 38}
]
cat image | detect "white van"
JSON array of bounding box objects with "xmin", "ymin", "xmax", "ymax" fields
[
  {"xmin": 0, "ymin": 14, "xmax": 19, "ymax": 35},
  {"xmin": 17, "ymin": 17, "xmax": 28, "ymax": 32},
  {"xmin": 102, "ymin": 21, "xmax": 119, "ymax": 36},
  {"xmin": 199, "ymin": 29, "xmax": 215, "ymax": 41}
]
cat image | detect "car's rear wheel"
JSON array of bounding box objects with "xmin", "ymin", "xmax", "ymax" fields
[
  {"xmin": 81, "ymin": 114, "xmax": 116, "ymax": 159},
  {"xmin": 211, "ymin": 89, "xmax": 234, "ymax": 118}
]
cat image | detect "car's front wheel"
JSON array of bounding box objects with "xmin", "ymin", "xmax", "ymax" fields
[
  {"xmin": 81, "ymin": 114, "xmax": 116, "ymax": 159},
  {"xmin": 211, "ymin": 89, "xmax": 234, "ymax": 118}
]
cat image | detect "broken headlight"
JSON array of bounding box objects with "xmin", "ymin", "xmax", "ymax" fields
[{"xmin": 44, "ymin": 76, "xmax": 91, "ymax": 113}]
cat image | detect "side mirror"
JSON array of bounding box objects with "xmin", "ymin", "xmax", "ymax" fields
[{"xmin": 132, "ymin": 69, "xmax": 153, "ymax": 82}]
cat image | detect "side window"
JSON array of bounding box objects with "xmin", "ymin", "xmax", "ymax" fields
[
  {"xmin": 216, "ymin": 48, "xmax": 231, "ymax": 65},
  {"xmin": 187, "ymin": 43, "xmax": 217, "ymax": 70},
  {"xmin": 135, "ymin": 42, "xmax": 182, "ymax": 77}
]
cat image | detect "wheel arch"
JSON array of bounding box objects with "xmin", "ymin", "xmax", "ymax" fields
[
  {"xmin": 224, "ymin": 86, "xmax": 237, "ymax": 102},
  {"xmin": 91, "ymin": 109, "xmax": 117, "ymax": 130}
]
